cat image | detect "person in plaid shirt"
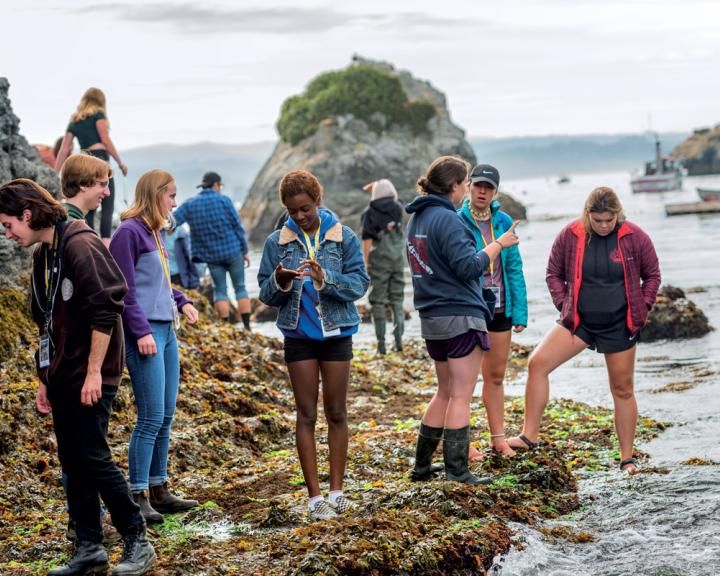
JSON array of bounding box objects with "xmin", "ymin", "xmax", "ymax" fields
[{"xmin": 173, "ymin": 171, "xmax": 252, "ymax": 328}]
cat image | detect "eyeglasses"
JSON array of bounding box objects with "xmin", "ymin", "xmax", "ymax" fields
[{"xmin": 96, "ymin": 180, "xmax": 110, "ymax": 188}]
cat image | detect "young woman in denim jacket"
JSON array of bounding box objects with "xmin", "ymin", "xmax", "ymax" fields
[
  {"xmin": 258, "ymin": 170, "xmax": 369, "ymax": 520},
  {"xmin": 458, "ymin": 164, "xmax": 527, "ymax": 459}
]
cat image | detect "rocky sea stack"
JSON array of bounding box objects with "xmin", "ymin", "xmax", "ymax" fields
[
  {"xmin": 241, "ymin": 57, "xmax": 524, "ymax": 243},
  {"xmin": 672, "ymin": 124, "xmax": 720, "ymax": 175},
  {"xmin": 644, "ymin": 285, "xmax": 714, "ymax": 342},
  {"xmin": 0, "ymin": 78, "xmax": 60, "ymax": 287}
]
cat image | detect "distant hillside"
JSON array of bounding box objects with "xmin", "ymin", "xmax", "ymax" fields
[
  {"xmin": 118, "ymin": 141, "xmax": 275, "ymax": 206},
  {"xmin": 470, "ymin": 132, "xmax": 686, "ymax": 179}
]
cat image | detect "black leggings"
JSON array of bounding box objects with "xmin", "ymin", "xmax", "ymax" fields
[{"xmin": 84, "ymin": 149, "xmax": 115, "ymax": 239}]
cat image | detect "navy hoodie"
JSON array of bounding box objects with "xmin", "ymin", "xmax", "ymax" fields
[{"xmin": 405, "ymin": 194, "xmax": 492, "ymax": 320}]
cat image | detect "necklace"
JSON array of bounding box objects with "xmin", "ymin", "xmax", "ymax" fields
[{"xmin": 470, "ymin": 204, "xmax": 491, "ymax": 221}]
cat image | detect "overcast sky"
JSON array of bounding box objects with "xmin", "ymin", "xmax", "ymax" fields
[{"xmin": 3, "ymin": 0, "xmax": 718, "ymax": 149}]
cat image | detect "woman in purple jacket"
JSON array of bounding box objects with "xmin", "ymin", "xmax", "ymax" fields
[
  {"xmin": 508, "ymin": 187, "xmax": 661, "ymax": 473},
  {"xmin": 110, "ymin": 169, "xmax": 200, "ymax": 522}
]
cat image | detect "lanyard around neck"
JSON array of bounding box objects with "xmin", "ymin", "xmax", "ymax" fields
[
  {"xmin": 301, "ymin": 227, "xmax": 321, "ymax": 261},
  {"xmin": 42, "ymin": 228, "xmax": 60, "ymax": 326},
  {"xmin": 472, "ymin": 214, "xmax": 497, "ymax": 275}
]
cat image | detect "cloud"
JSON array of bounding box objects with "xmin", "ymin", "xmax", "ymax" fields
[{"xmin": 76, "ymin": 3, "xmax": 470, "ymax": 35}]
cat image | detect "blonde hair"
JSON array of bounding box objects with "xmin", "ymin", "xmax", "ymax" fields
[
  {"xmin": 70, "ymin": 87, "xmax": 107, "ymax": 123},
  {"xmin": 371, "ymin": 179, "xmax": 398, "ymax": 201},
  {"xmin": 582, "ymin": 186, "xmax": 626, "ymax": 236},
  {"xmin": 121, "ymin": 169, "xmax": 174, "ymax": 230},
  {"xmin": 61, "ymin": 153, "xmax": 112, "ymax": 198}
]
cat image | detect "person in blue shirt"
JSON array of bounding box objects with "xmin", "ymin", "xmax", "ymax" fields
[
  {"xmin": 458, "ymin": 164, "xmax": 527, "ymax": 460},
  {"xmin": 173, "ymin": 172, "xmax": 251, "ymax": 328},
  {"xmin": 161, "ymin": 225, "xmax": 200, "ymax": 290},
  {"xmin": 258, "ymin": 170, "xmax": 369, "ymax": 521}
]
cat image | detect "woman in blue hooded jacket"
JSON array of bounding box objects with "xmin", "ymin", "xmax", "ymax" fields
[
  {"xmin": 458, "ymin": 164, "xmax": 527, "ymax": 458},
  {"xmin": 258, "ymin": 170, "xmax": 369, "ymax": 521},
  {"xmin": 406, "ymin": 156, "xmax": 519, "ymax": 485}
]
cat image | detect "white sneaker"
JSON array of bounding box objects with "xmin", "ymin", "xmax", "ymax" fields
[
  {"xmin": 308, "ymin": 499, "xmax": 337, "ymax": 521},
  {"xmin": 328, "ymin": 495, "xmax": 357, "ymax": 514}
]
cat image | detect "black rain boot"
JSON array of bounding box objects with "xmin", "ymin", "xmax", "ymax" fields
[
  {"xmin": 391, "ymin": 303, "xmax": 404, "ymax": 352},
  {"xmin": 443, "ymin": 426, "xmax": 492, "ymax": 485},
  {"xmin": 372, "ymin": 305, "xmax": 387, "ymax": 355},
  {"xmin": 410, "ymin": 422, "xmax": 444, "ymax": 481},
  {"xmin": 149, "ymin": 482, "xmax": 199, "ymax": 514},
  {"xmin": 111, "ymin": 524, "xmax": 156, "ymax": 576},
  {"xmin": 131, "ymin": 491, "xmax": 163, "ymax": 524},
  {"xmin": 48, "ymin": 540, "xmax": 108, "ymax": 576},
  {"xmin": 241, "ymin": 313, "xmax": 251, "ymax": 330}
]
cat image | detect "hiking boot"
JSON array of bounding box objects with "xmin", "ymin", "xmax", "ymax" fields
[
  {"xmin": 48, "ymin": 541, "xmax": 108, "ymax": 576},
  {"xmin": 149, "ymin": 482, "xmax": 199, "ymax": 514},
  {"xmin": 131, "ymin": 491, "xmax": 163, "ymax": 524},
  {"xmin": 328, "ymin": 495, "xmax": 357, "ymax": 514},
  {"xmin": 443, "ymin": 426, "xmax": 492, "ymax": 485},
  {"xmin": 110, "ymin": 525, "xmax": 156, "ymax": 576},
  {"xmin": 66, "ymin": 517, "xmax": 120, "ymax": 544},
  {"xmin": 308, "ymin": 499, "xmax": 337, "ymax": 521},
  {"xmin": 410, "ymin": 422, "xmax": 444, "ymax": 481}
]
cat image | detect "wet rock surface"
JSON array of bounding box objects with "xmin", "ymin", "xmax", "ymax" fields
[
  {"xmin": 644, "ymin": 285, "xmax": 713, "ymax": 342},
  {"xmin": 0, "ymin": 288, "xmax": 666, "ymax": 575}
]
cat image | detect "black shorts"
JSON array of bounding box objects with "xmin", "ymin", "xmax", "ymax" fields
[
  {"xmin": 425, "ymin": 330, "xmax": 491, "ymax": 362},
  {"xmin": 486, "ymin": 311, "xmax": 513, "ymax": 333},
  {"xmin": 575, "ymin": 320, "xmax": 639, "ymax": 354},
  {"xmin": 284, "ymin": 336, "xmax": 353, "ymax": 363}
]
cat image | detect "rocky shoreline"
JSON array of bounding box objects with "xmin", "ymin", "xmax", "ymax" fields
[{"xmin": 0, "ymin": 287, "xmax": 667, "ymax": 575}]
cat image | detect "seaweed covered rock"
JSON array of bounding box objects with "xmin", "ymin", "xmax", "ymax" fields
[
  {"xmin": 242, "ymin": 57, "xmax": 527, "ymax": 242},
  {"xmin": 644, "ymin": 285, "xmax": 713, "ymax": 342}
]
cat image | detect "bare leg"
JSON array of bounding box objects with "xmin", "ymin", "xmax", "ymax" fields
[
  {"xmin": 605, "ymin": 346, "xmax": 638, "ymax": 473},
  {"xmin": 481, "ymin": 330, "xmax": 515, "ymax": 455},
  {"xmin": 319, "ymin": 361, "xmax": 351, "ymax": 492},
  {"xmin": 508, "ymin": 324, "xmax": 587, "ymax": 447},
  {"xmin": 287, "ymin": 360, "xmax": 321, "ymax": 497},
  {"xmin": 214, "ymin": 300, "xmax": 230, "ymax": 320},
  {"xmin": 422, "ymin": 361, "xmax": 450, "ymax": 428},
  {"xmin": 237, "ymin": 297, "xmax": 251, "ymax": 315},
  {"xmin": 445, "ymin": 347, "xmax": 483, "ymax": 429}
]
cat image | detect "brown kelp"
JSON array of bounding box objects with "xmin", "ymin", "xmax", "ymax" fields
[{"xmin": 0, "ymin": 287, "xmax": 665, "ymax": 575}]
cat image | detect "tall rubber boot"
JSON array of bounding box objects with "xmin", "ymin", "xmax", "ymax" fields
[
  {"xmin": 372, "ymin": 305, "xmax": 387, "ymax": 355},
  {"xmin": 443, "ymin": 426, "xmax": 492, "ymax": 485},
  {"xmin": 410, "ymin": 423, "xmax": 444, "ymax": 481},
  {"xmin": 390, "ymin": 302, "xmax": 405, "ymax": 352}
]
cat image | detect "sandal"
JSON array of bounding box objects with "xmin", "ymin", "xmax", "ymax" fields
[
  {"xmin": 507, "ymin": 434, "xmax": 539, "ymax": 451},
  {"xmin": 619, "ymin": 458, "xmax": 639, "ymax": 474}
]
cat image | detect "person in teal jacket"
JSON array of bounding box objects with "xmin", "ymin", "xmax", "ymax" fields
[{"xmin": 458, "ymin": 164, "xmax": 528, "ymax": 458}]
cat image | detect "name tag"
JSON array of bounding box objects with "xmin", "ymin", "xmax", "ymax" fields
[
  {"xmin": 39, "ymin": 334, "xmax": 50, "ymax": 368},
  {"xmin": 316, "ymin": 304, "xmax": 341, "ymax": 338},
  {"xmin": 488, "ymin": 286, "xmax": 501, "ymax": 309}
]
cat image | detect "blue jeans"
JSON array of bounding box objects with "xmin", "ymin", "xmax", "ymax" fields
[
  {"xmin": 208, "ymin": 253, "xmax": 248, "ymax": 302},
  {"xmin": 125, "ymin": 321, "xmax": 180, "ymax": 492}
]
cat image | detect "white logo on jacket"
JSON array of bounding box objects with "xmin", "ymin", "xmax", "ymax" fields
[{"xmin": 61, "ymin": 278, "xmax": 74, "ymax": 301}]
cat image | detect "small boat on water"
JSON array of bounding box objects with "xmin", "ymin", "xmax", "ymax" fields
[
  {"xmin": 557, "ymin": 175, "xmax": 571, "ymax": 184},
  {"xmin": 696, "ymin": 187, "xmax": 720, "ymax": 202},
  {"xmin": 630, "ymin": 135, "xmax": 683, "ymax": 193}
]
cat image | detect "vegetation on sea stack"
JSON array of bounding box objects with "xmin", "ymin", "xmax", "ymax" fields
[{"xmin": 277, "ymin": 65, "xmax": 437, "ymax": 145}]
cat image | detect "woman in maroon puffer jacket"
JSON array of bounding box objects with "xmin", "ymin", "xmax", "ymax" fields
[{"xmin": 508, "ymin": 187, "xmax": 661, "ymax": 474}]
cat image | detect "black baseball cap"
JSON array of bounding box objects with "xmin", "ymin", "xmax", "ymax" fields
[
  {"xmin": 470, "ymin": 164, "xmax": 500, "ymax": 189},
  {"xmin": 197, "ymin": 171, "xmax": 222, "ymax": 188}
]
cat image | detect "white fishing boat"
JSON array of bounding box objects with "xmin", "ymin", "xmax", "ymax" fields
[
  {"xmin": 631, "ymin": 135, "xmax": 683, "ymax": 193},
  {"xmin": 696, "ymin": 187, "xmax": 720, "ymax": 202}
]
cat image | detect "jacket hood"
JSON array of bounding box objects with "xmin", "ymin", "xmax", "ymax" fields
[
  {"xmin": 286, "ymin": 207, "xmax": 338, "ymax": 237},
  {"xmin": 369, "ymin": 196, "xmax": 400, "ymax": 215},
  {"xmin": 405, "ymin": 194, "xmax": 455, "ymax": 215},
  {"xmin": 61, "ymin": 218, "xmax": 99, "ymax": 243}
]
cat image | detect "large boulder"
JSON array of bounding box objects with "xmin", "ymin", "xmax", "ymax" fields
[
  {"xmin": 643, "ymin": 285, "xmax": 713, "ymax": 342},
  {"xmin": 672, "ymin": 124, "xmax": 720, "ymax": 175},
  {"xmin": 0, "ymin": 78, "xmax": 61, "ymax": 286},
  {"xmin": 242, "ymin": 57, "xmax": 525, "ymax": 243}
]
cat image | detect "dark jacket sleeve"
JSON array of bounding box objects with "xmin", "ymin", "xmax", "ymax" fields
[
  {"xmin": 437, "ymin": 211, "xmax": 490, "ymax": 282},
  {"xmin": 637, "ymin": 228, "xmax": 661, "ymax": 309},
  {"xmin": 64, "ymin": 232, "xmax": 127, "ymax": 335},
  {"xmin": 546, "ymin": 226, "xmax": 570, "ymax": 311}
]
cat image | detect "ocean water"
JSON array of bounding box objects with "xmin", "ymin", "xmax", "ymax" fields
[{"xmin": 246, "ymin": 170, "xmax": 720, "ymax": 575}]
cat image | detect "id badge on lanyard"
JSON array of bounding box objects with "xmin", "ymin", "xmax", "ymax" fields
[
  {"xmin": 488, "ymin": 285, "xmax": 501, "ymax": 309},
  {"xmin": 39, "ymin": 333, "xmax": 51, "ymax": 368},
  {"xmin": 172, "ymin": 300, "xmax": 181, "ymax": 330}
]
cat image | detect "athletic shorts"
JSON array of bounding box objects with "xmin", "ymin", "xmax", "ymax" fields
[
  {"xmin": 425, "ymin": 330, "xmax": 491, "ymax": 362},
  {"xmin": 486, "ymin": 311, "xmax": 513, "ymax": 333},
  {"xmin": 284, "ymin": 336, "xmax": 353, "ymax": 363},
  {"xmin": 575, "ymin": 319, "xmax": 639, "ymax": 354}
]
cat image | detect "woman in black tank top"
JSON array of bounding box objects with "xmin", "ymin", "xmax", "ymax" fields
[{"xmin": 55, "ymin": 88, "xmax": 128, "ymax": 245}]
